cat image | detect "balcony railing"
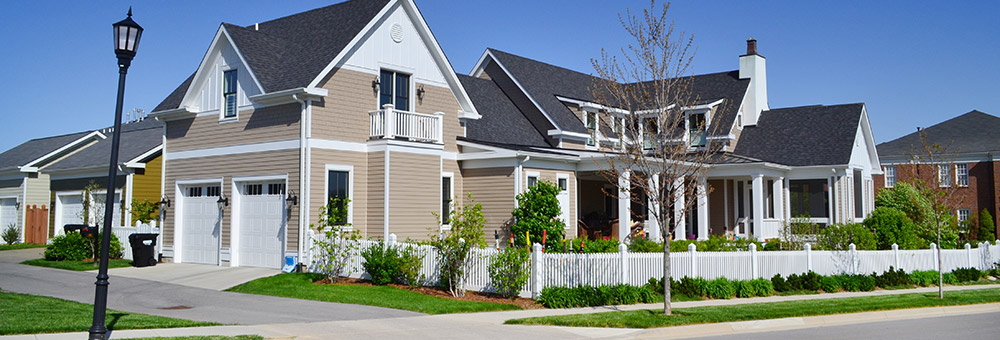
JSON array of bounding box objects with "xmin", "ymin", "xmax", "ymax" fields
[{"xmin": 369, "ymin": 104, "xmax": 443, "ymax": 143}]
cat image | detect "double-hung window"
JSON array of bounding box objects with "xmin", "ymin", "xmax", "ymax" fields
[
  {"xmin": 327, "ymin": 170, "xmax": 350, "ymax": 225},
  {"xmin": 688, "ymin": 112, "xmax": 706, "ymax": 147},
  {"xmin": 938, "ymin": 164, "xmax": 952, "ymax": 187},
  {"xmin": 379, "ymin": 70, "xmax": 410, "ymax": 111},
  {"xmin": 585, "ymin": 111, "xmax": 597, "ymax": 146},
  {"xmin": 441, "ymin": 176, "xmax": 453, "ymax": 225},
  {"xmin": 884, "ymin": 165, "xmax": 896, "ymax": 188},
  {"xmin": 223, "ymin": 69, "xmax": 238, "ymax": 118},
  {"xmin": 958, "ymin": 209, "xmax": 971, "ymax": 223},
  {"xmin": 527, "ymin": 174, "xmax": 538, "ymax": 188},
  {"xmin": 956, "ymin": 163, "xmax": 969, "ymax": 187}
]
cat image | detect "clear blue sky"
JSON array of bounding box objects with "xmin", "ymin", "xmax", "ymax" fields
[{"xmin": 1, "ymin": 0, "xmax": 997, "ymax": 152}]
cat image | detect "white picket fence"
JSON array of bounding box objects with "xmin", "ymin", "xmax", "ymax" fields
[
  {"xmin": 111, "ymin": 221, "xmax": 161, "ymax": 261},
  {"xmin": 305, "ymin": 230, "xmax": 1000, "ymax": 298}
]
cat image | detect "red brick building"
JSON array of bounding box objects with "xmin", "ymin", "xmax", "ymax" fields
[{"xmin": 873, "ymin": 110, "xmax": 1000, "ymax": 239}]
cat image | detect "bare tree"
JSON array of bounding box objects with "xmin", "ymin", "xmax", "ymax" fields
[{"xmin": 590, "ymin": 0, "xmax": 725, "ymax": 315}]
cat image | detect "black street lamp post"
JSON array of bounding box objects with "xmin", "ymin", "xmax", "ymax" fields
[{"xmin": 89, "ymin": 8, "xmax": 142, "ymax": 340}]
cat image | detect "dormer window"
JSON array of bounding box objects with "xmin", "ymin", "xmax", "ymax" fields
[
  {"xmin": 688, "ymin": 112, "xmax": 706, "ymax": 147},
  {"xmin": 223, "ymin": 69, "xmax": 238, "ymax": 118},
  {"xmin": 379, "ymin": 70, "xmax": 410, "ymax": 111},
  {"xmin": 585, "ymin": 111, "xmax": 597, "ymax": 146}
]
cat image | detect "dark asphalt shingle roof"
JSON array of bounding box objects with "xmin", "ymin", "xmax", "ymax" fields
[
  {"xmin": 153, "ymin": 0, "xmax": 389, "ymax": 112},
  {"xmin": 486, "ymin": 49, "xmax": 750, "ymax": 137},
  {"xmin": 0, "ymin": 131, "xmax": 95, "ymax": 172},
  {"xmin": 153, "ymin": 73, "xmax": 194, "ymax": 112},
  {"xmin": 46, "ymin": 126, "xmax": 162, "ymax": 171},
  {"xmin": 733, "ymin": 103, "xmax": 865, "ymax": 166},
  {"xmin": 458, "ymin": 74, "xmax": 550, "ymax": 148},
  {"xmin": 876, "ymin": 110, "xmax": 1000, "ymax": 158}
]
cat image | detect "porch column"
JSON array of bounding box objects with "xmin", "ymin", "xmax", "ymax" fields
[
  {"xmin": 673, "ymin": 176, "xmax": 686, "ymax": 241},
  {"xmin": 772, "ymin": 177, "xmax": 784, "ymax": 221},
  {"xmin": 697, "ymin": 177, "xmax": 709, "ymax": 240},
  {"xmin": 618, "ymin": 170, "xmax": 631, "ymax": 241},
  {"xmin": 647, "ymin": 176, "xmax": 661, "ymax": 242},
  {"xmin": 751, "ymin": 174, "xmax": 764, "ymax": 239},
  {"xmin": 783, "ymin": 177, "xmax": 791, "ymax": 220}
]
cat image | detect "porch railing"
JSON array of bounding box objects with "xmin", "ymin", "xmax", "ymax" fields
[{"xmin": 369, "ymin": 104, "xmax": 443, "ymax": 143}]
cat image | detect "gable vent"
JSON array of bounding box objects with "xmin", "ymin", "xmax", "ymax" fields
[{"xmin": 390, "ymin": 23, "xmax": 403, "ymax": 43}]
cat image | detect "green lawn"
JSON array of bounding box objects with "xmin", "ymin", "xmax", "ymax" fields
[
  {"xmin": 226, "ymin": 273, "xmax": 522, "ymax": 314},
  {"xmin": 0, "ymin": 243, "xmax": 46, "ymax": 251},
  {"xmin": 21, "ymin": 258, "xmax": 133, "ymax": 271},
  {"xmin": 506, "ymin": 288, "xmax": 1000, "ymax": 328},
  {"xmin": 122, "ymin": 336, "xmax": 262, "ymax": 340},
  {"xmin": 0, "ymin": 291, "xmax": 216, "ymax": 335}
]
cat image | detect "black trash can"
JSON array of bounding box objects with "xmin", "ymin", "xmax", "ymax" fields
[{"xmin": 128, "ymin": 233, "xmax": 159, "ymax": 267}]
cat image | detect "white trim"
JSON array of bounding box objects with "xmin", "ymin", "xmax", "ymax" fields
[
  {"xmin": 220, "ymin": 66, "xmax": 240, "ymax": 122},
  {"xmin": 123, "ymin": 145, "xmax": 163, "ymax": 168},
  {"xmin": 249, "ymin": 87, "xmax": 327, "ymax": 105},
  {"xmin": 384, "ymin": 149, "xmax": 390, "ymax": 240},
  {"xmin": 440, "ymin": 171, "xmax": 454, "ymax": 231},
  {"xmin": 323, "ymin": 164, "xmax": 355, "ymax": 227},
  {"xmin": 179, "ymin": 26, "xmax": 265, "ymax": 110},
  {"xmin": 53, "ymin": 191, "xmax": 83, "ymax": 237},
  {"xmin": 21, "ymin": 131, "xmax": 105, "ymax": 170},
  {"xmin": 556, "ymin": 173, "xmax": 571, "ymax": 229},
  {"xmin": 309, "ymin": 139, "xmax": 368, "ymax": 153},
  {"xmin": 230, "ymin": 174, "xmax": 289, "ymax": 267},
  {"xmin": 525, "ymin": 171, "xmax": 540, "ymax": 189},
  {"xmin": 165, "ymin": 140, "xmax": 300, "ymax": 160},
  {"xmin": 20, "ymin": 177, "xmax": 26, "ymax": 242},
  {"xmin": 173, "ymin": 177, "xmax": 225, "ymax": 265}
]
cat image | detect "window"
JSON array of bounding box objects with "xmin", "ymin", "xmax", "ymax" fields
[
  {"xmin": 558, "ymin": 178, "xmax": 568, "ymax": 191},
  {"xmin": 884, "ymin": 165, "xmax": 896, "ymax": 188},
  {"xmin": 188, "ymin": 187, "xmax": 203, "ymax": 197},
  {"xmin": 441, "ymin": 176, "xmax": 452, "ymax": 225},
  {"xmin": 854, "ymin": 170, "xmax": 864, "ymax": 218},
  {"xmin": 327, "ymin": 170, "xmax": 350, "ymax": 225},
  {"xmin": 958, "ymin": 209, "xmax": 971, "ymax": 223},
  {"xmin": 789, "ymin": 179, "xmax": 830, "ymax": 218},
  {"xmin": 938, "ymin": 164, "xmax": 952, "ymax": 187},
  {"xmin": 585, "ymin": 111, "xmax": 597, "ymax": 146},
  {"xmin": 223, "ymin": 69, "xmax": 238, "ymax": 118},
  {"xmin": 379, "ymin": 70, "xmax": 410, "ymax": 111},
  {"xmin": 267, "ymin": 183, "xmax": 285, "ymax": 195},
  {"xmin": 688, "ymin": 112, "xmax": 706, "ymax": 147},
  {"xmin": 206, "ymin": 186, "xmax": 220, "ymax": 197},
  {"xmin": 244, "ymin": 184, "xmax": 263, "ymax": 196},
  {"xmin": 643, "ymin": 118, "xmax": 658, "ymax": 149},
  {"xmin": 956, "ymin": 163, "xmax": 969, "ymax": 187},
  {"xmin": 527, "ymin": 175, "xmax": 538, "ymax": 188}
]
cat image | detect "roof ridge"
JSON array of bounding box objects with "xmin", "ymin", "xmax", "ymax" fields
[{"xmin": 23, "ymin": 130, "xmax": 94, "ymax": 143}]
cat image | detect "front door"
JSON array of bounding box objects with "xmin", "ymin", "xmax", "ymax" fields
[{"xmin": 557, "ymin": 176, "xmax": 570, "ymax": 228}]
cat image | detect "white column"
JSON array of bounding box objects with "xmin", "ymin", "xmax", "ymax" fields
[
  {"xmin": 647, "ymin": 176, "xmax": 661, "ymax": 242},
  {"xmin": 751, "ymin": 174, "xmax": 764, "ymax": 239},
  {"xmin": 783, "ymin": 177, "xmax": 791, "ymax": 220},
  {"xmin": 673, "ymin": 176, "xmax": 686, "ymax": 240},
  {"xmin": 772, "ymin": 177, "xmax": 783, "ymax": 220},
  {"xmin": 697, "ymin": 178, "xmax": 709, "ymax": 240},
  {"xmin": 617, "ymin": 170, "xmax": 631, "ymax": 241},
  {"xmin": 723, "ymin": 180, "xmax": 730, "ymax": 233},
  {"xmin": 382, "ymin": 103, "xmax": 395, "ymax": 139}
]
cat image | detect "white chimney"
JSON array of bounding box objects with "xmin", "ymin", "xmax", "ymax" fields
[{"xmin": 739, "ymin": 38, "xmax": 768, "ymax": 126}]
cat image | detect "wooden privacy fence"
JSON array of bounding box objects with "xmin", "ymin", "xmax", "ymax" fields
[
  {"xmin": 24, "ymin": 204, "xmax": 48, "ymax": 244},
  {"xmin": 306, "ymin": 229, "xmax": 1000, "ymax": 298}
]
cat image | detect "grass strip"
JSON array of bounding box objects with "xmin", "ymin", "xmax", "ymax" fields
[
  {"xmin": 226, "ymin": 273, "xmax": 521, "ymax": 314},
  {"xmin": 122, "ymin": 336, "xmax": 262, "ymax": 340},
  {"xmin": 506, "ymin": 288, "xmax": 1000, "ymax": 328},
  {"xmin": 0, "ymin": 291, "xmax": 216, "ymax": 335},
  {"xmin": 0, "ymin": 243, "xmax": 46, "ymax": 251},
  {"xmin": 21, "ymin": 258, "xmax": 133, "ymax": 271}
]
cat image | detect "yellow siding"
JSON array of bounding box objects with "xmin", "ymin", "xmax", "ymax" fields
[{"xmin": 132, "ymin": 154, "xmax": 162, "ymax": 204}]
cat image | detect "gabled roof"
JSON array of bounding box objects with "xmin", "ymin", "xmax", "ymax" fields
[
  {"xmin": 0, "ymin": 131, "xmax": 100, "ymax": 172},
  {"xmin": 733, "ymin": 103, "xmax": 865, "ymax": 166},
  {"xmin": 479, "ymin": 49, "xmax": 749, "ymax": 137},
  {"xmin": 457, "ymin": 74, "xmax": 549, "ymax": 148},
  {"xmin": 46, "ymin": 125, "xmax": 162, "ymax": 172},
  {"xmin": 876, "ymin": 110, "xmax": 1000, "ymax": 158}
]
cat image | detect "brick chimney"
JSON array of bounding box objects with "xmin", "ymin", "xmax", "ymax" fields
[{"xmin": 739, "ymin": 38, "xmax": 768, "ymax": 126}]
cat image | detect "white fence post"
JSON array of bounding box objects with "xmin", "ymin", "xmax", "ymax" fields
[
  {"xmin": 966, "ymin": 243, "xmax": 973, "ymax": 268},
  {"xmin": 804, "ymin": 243, "xmax": 812, "ymax": 272},
  {"xmin": 619, "ymin": 243, "xmax": 628, "ymax": 285},
  {"xmin": 849, "ymin": 243, "xmax": 858, "ymax": 275},
  {"xmin": 689, "ymin": 243, "xmax": 698, "ymax": 278},
  {"xmin": 892, "ymin": 243, "xmax": 900, "ymax": 269},
  {"xmin": 531, "ymin": 243, "xmax": 543, "ymax": 299},
  {"xmin": 931, "ymin": 243, "xmax": 939, "ymax": 273},
  {"xmin": 388, "ymin": 233, "xmax": 397, "ymax": 248},
  {"xmin": 749, "ymin": 243, "xmax": 758, "ymax": 278}
]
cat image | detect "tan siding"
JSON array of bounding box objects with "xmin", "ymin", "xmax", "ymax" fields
[
  {"xmin": 561, "ymin": 139, "xmax": 588, "ymax": 150},
  {"xmin": 165, "ymin": 103, "xmax": 301, "ymax": 152},
  {"xmin": 132, "ymin": 155, "xmax": 162, "ymax": 204},
  {"xmin": 309, "ymin": 149, "xmax": 368, "ymax": 235},
  {"xmin": 462, "ymin": 167, "xmax": 515, "ymax": 246},
  {"xmin": 162, "ymin": 149, "xmax": 300, "ymax": 251},
  {"xmin": 367, "ymin": 151, "xmax": 385, "ymax": 239},
  {"xmin": 387, "ymin": 152, "xmax": 440, "ymax": 241},
  {"xmin": 416, "ymin": 82, "xmax": 464, "ymax": 152},
  {"xmin": 443, "ymin": 160, "xmax": 464, "ymax": 209}
]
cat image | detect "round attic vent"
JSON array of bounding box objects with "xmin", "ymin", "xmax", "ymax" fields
[{"xmin": 390, "ymin": 23, "xmax": 403, "ymax": 43}]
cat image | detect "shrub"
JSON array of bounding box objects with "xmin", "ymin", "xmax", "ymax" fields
[
  {"xmin": 45, "ymin": 232, "xmax": 92, "ymax": 261},
  {"xmin": 313, "ymin": 198, "xmax": 360, "ymax": 282},
  {"xmin": 786, "ymin": 273, "xmax": 802, "ymax": 290},
  {"xmin": 820, "ymin": 276, "xmax": 840, "ymax": 293},
  {"xmin": 800, "ymin": 271, "xmax": 822, "ymax": 291},
  {"xmin": 836, "ymin": 274, "xmax": 860, "ymax": 291},
  {"xmin": 943, "ymin": 272, "xmax": 957, "ymax": 285},
  {"xmin": 771, "ymin": 274, "xmax": 790, "ymax": 292},
  {"xmin": 397, "ymin": 245, "xmax": 425, "ymax": 288},
  {"xmin": 431, "ymin": 194, "xmax": 487, "ymax": 297},
  {"xmin": 735, "ymin": 280, "xmax": 755, "ymax": 298},
  {"xmin": 553, "ymin": 237, "xmax": 620, "ymax": 253},
  {"xmin": 2, "ymin": 223, "xmax": 18, "ymax": 245},
  {"xmin": 130, "ymin": 199, "xmax": 159, "ymax": 224},
  {"xmin": 910, "ymin": 270, "xmax": 938, "ymax": 287},
  {"xmin": 677, "ymin": 276, "xmax": 708, "ymax": 297},
  {"xmin": 874, "ymin": 266, "xmax": 911, "ymax": 287},
  {"xmin": 628, "ymin": 238, "xmax": 662, "ymax": 252},
  {"xmin": 489, "ymin": 246, "xmax": 530, "ymax": 299},
  {"xmin": 749, "ymin": 278, "xmax": 774, "ymax": 296},
  {"xmin": 510, "ymin": 180, "xmax": 565, "ymax": 249},
  {"xmin": 858, "ymin": 275, "xmax": 876, "ymax": 291},
  {"xmin": 361, "ymin": 242, "xmax": 400, "ymax": 285},
  {"xmin": 537, "ymin": 284, "xmax": 655, "ymax": 308},
  {"xmin": 818, "ymin": 223, "xmax": 876, "ymax": 250},
  {"xmin": 705, "ymin": 278, "xmax": 736, "ymax": 299},
  {"xmin": 952, "ymin": 267, "xmax": 982, "ymax": 283},
  {"xmin": 979, "ymin": 209, "xmax": 996, "ymax": 241},
  {"xmin": 864, "ymin": 207, "xmax": 923, "ymax": 250}
]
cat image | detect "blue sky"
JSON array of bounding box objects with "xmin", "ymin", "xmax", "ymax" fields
[{"xmin": 1, "ymin": 0, "xmax": 997, "ymax": 152}]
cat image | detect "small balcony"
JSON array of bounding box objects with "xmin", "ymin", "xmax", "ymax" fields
[{"xmin": 369, "ymin": 104, "xmax": 443, "ymax": 144}]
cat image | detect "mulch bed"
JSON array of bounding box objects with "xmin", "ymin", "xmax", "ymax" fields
[{"xmin": 314, "ymin": 277, "xmax": 542, "ymax": 309}]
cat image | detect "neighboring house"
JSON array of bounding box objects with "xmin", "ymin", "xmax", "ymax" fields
[
  {"xmin": 0, "ymin": 130, "xmax": 105, "ymax": 243},
  {"xmin": 149, "ymin": 0, "xmax": 880, "ymax": 269},
  {"xmin": 44, "ymin": 118, "xmax": 163, "ymax": 236},
  {"xmin": 873, "ymin": 110, "xmax": 1000, "ymax": 237}
]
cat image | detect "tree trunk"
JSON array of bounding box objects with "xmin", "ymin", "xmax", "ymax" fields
[
  {"xmin": 937, "ymin": 218, "xmax": 943, "ymax": 299},
  {"xmin": 661, "ymin": 207, "xmax": 672, "ymax": 315}
]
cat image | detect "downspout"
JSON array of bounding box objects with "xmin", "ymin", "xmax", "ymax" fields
[
  {"xmin": 294, "ymin": 94, "xmax": 308, "ymax": 267},
  {"xmin": 20, "ymin": 177, "xmax": 27, "ymax": 243}
]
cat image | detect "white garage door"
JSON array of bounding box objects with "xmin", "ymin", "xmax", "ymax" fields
[
  {"xmin": 56, "ymin": 194, "xmax": 84, "ymax": 235},
  {"xmin": 237, "ymin": 182, "xmax": 285, "ymax": 268},
  {"xmin": 92, "ymin": 192, "xmax": 122, "ymax": 228},
  {"xmin": 181, "ymin": 185, "xmax": 221, "ymax": 265},
  {"xmin": 0, "ymin": 198, "xmax": 16, "ymax": 232}
]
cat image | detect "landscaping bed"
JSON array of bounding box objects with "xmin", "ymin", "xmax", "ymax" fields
[
  {"xmin": 21, "ymin": 258, "xmax": 133, "ymax": 271},
  {"xmin": 318, "ymin": 277, "xmax": 541, "ymax": 310}
]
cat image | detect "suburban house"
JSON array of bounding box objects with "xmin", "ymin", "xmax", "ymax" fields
[
  {"xmin": 44, "ymin": 117, "xmax": 163, "ymax": 237},
  {"xmin": 873, "ymin": 110, "xmax": 1000, "ymax": 237},
  {"xmin": 0, "ymin": 130, "xmax": 106, "ymax": 244},
  {"xmin": 149, "ymin": 0, "xmax": 881, "ymax": 269}
]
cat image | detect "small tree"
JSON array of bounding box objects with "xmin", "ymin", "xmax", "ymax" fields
[
  {"xmin": 777, "ymin": 216, "xmax": 820, "ymax": 250},
  {"xmin": 488, "ymin": 246, "xmax": 531, "ymax": 299},
  {"xmin": 431, "ymin": 193, "xmax": 487, "ymax": 297},
  {"xmin": 312, "ymin": 198, "xmax": 360, "ymax": 282},
  {"xmin": 2, "ymin": 223, "xmax": 18, "ymax": 245},
  {"xmin": 510, "ymin": 180, "xmax": 564, "ymax": 249},
  {"xmin": 130, "ymin": 199, "xmax": 159, "ymax": 224},
  {"xmin": 864, "ymin": 206, "xmax": 923, "ymax": 250},
  {"xmin": 978, "ymin": 209, "xmax": 995, "ymax": 242}
]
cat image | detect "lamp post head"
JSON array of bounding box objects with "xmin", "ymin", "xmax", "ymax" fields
[{"xmin": 113, "ymin": 7, "xmax": 143, "ymax": 66}]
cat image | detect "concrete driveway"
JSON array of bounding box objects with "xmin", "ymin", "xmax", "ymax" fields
[{"xmin": 104, "ymin": 262, "xmax": 280, "ymax": 291}]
